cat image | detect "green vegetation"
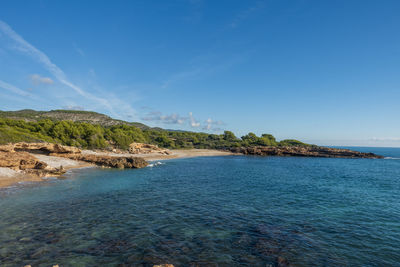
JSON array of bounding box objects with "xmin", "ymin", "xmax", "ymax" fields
[
  {"xmin": 0, "ymin": 116, "xmax": 310, "ymax": 150},
  {"xmin": 0, "ymin": 109, "xmax": 150, "ymax": 129}
]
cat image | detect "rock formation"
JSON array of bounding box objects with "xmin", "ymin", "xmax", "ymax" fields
[
  {"xmin": 0, "ymin": 151, "xmax": 47, "ymax": 170},
  {"xmin": 229, "ymin": 146, "xmax": 383, "ymax": 159},
  {"xmin": 56, "ymin": 153, "xmax": 148, "ymax": 169},
  {"xmin": 129, "ymin": 142, "xmax": 170, "ymax": 155},
  {"xmin": 0, "ymin": 151, "xmax": 65, "ymax": 177},
  {"xmin": 13, "ymin": 142, "xmax": 81, "ymax": 154},
  {"xmin": 0, "ymin": 142, "xmax": 148, "ymax": 169}
]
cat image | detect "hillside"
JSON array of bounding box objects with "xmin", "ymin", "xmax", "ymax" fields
[
  {"xmin": 0, "ymin": 109, "xmax": 150, "ymax": 129},
  {"xmin": 0, "ymin": 109, "xmax": 311, "ymax": 150}
]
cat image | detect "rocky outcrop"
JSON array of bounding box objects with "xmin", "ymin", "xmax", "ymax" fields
[
  {"xmin": 129, "ymin": 142, "xmax": 170, "ymax": 155},
  {"xmin": 0, "ymin": 151, "xmax": 66, "ymax": 177},
  {"xmin": 12, "ymin": 142, "xmax": 81, "ymax": 154},
  {"xmin": 56, "ymin": 153, "xmax": 148, "ymax": 169},
  {"xmin": 229, "ymin": 146, "xmax": 383, "ymax": 159},
  {"xmin": 0, "ymin": 142, "xmax": 148, "ymax": 169},
  {"xmin": 0, "ymin": 151, "xmax": 47, "ymax": 170}
]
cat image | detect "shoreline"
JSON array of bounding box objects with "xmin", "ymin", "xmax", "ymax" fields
[
  {"xmin": 0, "ymin": 149, "xmax": 236, "ymax": 189},
  {"xmin": 0, "ymin": 143, "xmax": 383, "ymax": 190},
  {"xmin": 82, "ymin": 148, "xmax": 237, "ymax": 161}
]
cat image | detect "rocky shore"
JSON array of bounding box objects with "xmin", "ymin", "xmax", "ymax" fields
[
  {"xmin": 0, "ymin": 142, "xmax": 383, "ymax": 188},
  {"xmin": 0, "ymin": 142, "xmax": 148, "ymax": 169},
  {"xmin": 0, "ymin": 143, "xmax": 149, "ymax": 188},
  {"xmin": 229, "ymin": 146, "xmax": 383, "ymax": 159}
]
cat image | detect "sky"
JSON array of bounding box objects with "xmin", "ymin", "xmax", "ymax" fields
[{"xmin": 0, "ymin": 0, "xmax": 400, "ymax": 147}]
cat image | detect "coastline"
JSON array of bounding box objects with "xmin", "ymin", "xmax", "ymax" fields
[
  {"xmin": 82, "ymin": 148, "xmax": 237, "ymax": 161},
  {"xmin": 0, "ymin": 155, "xmax": 93, "ymax": 188},
  {"xmin": 0, "ymin": 149, "xmax": 236, "ymax": 189},
  {"xmin": 0, "ymin": 142, "xmax": 383, "ymax": 190}
]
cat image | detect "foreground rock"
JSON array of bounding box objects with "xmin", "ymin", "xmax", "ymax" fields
[
  {"xmin": 56, "ymin": 153, "xmax": 148, "ymax": 169},
  {"xmin": 230, "ymin": 146, "xmax": 383, "ymax": 159},
  {"xmin": 0, "ymin": 142, "xmax": 148, "ymax": 169},
  {"xmin": 0, "ymin": 151, "xmax": 65, "ymax": 177}
]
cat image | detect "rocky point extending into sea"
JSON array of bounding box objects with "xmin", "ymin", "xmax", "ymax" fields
[{"xmin": 229, "ymin": 145, "xmax": 383, "ymax": 158}]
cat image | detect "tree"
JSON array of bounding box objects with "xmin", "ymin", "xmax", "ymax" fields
[{"xmin": 223, "ymin": 130, "xmax": 237, "ymax": 141}]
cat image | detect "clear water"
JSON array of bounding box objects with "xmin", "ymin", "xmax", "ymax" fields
[{"xmin": 1, "ymin": 147, "xmax": 400, "ymax": 266}]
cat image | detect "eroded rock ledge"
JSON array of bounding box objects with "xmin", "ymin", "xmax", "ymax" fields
[
  {"xmin": 0, "ymin": 151, "xmax": 65, "ymax": 177},
  {"xmin": 55, "ymin": 153, "xmax": 148, "ymax": 169},
  {"xmin": 0, "ymin": 142, "xmax": 148, "ymax": 175},
  {"xmin": 229, "ymin": 146, "xmax": 383, "ymax": 158}
]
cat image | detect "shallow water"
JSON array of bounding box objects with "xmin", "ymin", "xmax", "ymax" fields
[{"xmin": 1, "ymin": 147, "xmax": 400, "ymax": 266}]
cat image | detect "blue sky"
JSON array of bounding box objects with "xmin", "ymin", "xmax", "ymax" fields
[{"xmin": 0, "ymin": 0, "xmax": 400, "ymax": 147}]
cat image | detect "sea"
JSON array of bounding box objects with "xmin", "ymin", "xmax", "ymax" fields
[{"xmin": 0, "ymin": 147, "xmax": 399, "ymax": 266}]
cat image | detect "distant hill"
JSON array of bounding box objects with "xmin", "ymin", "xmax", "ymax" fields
[
  {"xmin": 0, "ymin": 109, "xmax": 311, "ymax": 150},
  {"xmin": 0, "ymin": 109, "xmax": 151, "ymax": 130}
]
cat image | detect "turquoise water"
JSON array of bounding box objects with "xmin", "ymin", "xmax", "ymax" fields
[{"xmin": 1, "ymin": 147, "xmax": 400, "ymax": 266}]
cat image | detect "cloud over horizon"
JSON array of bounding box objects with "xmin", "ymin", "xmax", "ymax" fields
[
  {"xmin": 141, "ymin": 110, "xmax": 224, "ymax": 132},
  {"xmin": 0, "ymin": 20, "xmax": 136, "ymax": 120},
  {"xmin": 30, "ymin": 74, "xmax": 54, "ymax": 85},
  {"xmin": 0, "ymin": 79, "xmax": 37, "ymax": 98}
]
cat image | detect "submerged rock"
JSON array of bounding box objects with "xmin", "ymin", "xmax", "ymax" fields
[{"xmin": 277, "ymin": 256, "xmax": 290, "ymax": 267}]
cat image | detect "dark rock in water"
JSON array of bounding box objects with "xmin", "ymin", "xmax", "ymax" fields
[
  {"xmin": 255, "ymin": 238, "xmax": 281, "ymax": 257},
  {"xmin": 189, "ymin": 262, "xmax": 218, "ymax": 267},
  {"xmin": 31, "ymin": 246, "xmax": 51, "ymax": 258},
  {"xmin": 141, "ymin": 253, "xmax": 168, "ymax": 266},
  {"xmin": 229, "ymin": 146, "xmax": 383, "ymax": 159},
  {"xmin": 236, "ymin": 233, "xmax": 252, "ymax": 246},
  {"xmin": 19, "ymin": 237, "xmax": 32, "ymax": 242},
  {"xmin": 277, "ymin": 256, "xmax": 290, "ymax": 267}
]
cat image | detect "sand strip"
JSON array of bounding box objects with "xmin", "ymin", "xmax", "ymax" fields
[{"xmin": 0, "ymin": 149, "xmax": 235, "ymax": 188}]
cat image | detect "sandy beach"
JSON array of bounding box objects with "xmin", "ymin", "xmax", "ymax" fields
[
  {"xmin": 0, "ymin": 149, "xmax": 235, "ymax": 188},
  {"xmin": 82, "ymin": 148, "xmax": 236, "ymax": 161}
]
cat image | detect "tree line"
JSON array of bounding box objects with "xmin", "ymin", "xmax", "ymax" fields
[{"xmin": 0, "ymin": 118, "xmax": 310, "ymax": 149}]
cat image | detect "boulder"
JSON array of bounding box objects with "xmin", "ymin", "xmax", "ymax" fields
[
  {"xmin": 0, "ymin": 151, "xmax": 47, "ymax": 170},
  {"xmin": 56, "ymin": 153, "xmax": 148, "ymax": 169},
  {"xmin": 129, "ymin": 142, "xmax": 169, "ymax": 155}
]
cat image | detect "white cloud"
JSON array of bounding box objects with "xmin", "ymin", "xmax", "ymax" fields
[
  {"xmin": 369, "ymin": 137, "xmax": 400, "ymax": 142},
  {"xmin": 141, "ymin": 109, "xmax": 226, "ymax": 131},
  {"xmin": 230, "ymin": 1, "xmax": 266, "ymax": 28},
  {"xmin": 203, "ymin": 118, "xmax": 225, "ymax": 131},
  {"xmin": 189, "ymin": 112, "xmax": 200, "ymax": 127},
  {"xmin": 73, "ymin": 42, "xmax": 85, "ymax": 57},
  {"xmin": 30, "ymin": 74, "xmax": 54, "ymax": 85},
  {"xmin": 63, "ymin": 105, "xmax": 85, "ymax": 111},
  {"xmin": 0, "ymin": 79, "xmax": 36, "ymax": 98},
  {"xmin": 142, "ymin": 111, "xmax": 188, "ymax": 125},
  {"xmin": 0, "ymin": 20, "xmax": 128, "ymax": 118},
  {"xmin": 161, "ymin": 68, "xmax": 202, "ymax": 89}
]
